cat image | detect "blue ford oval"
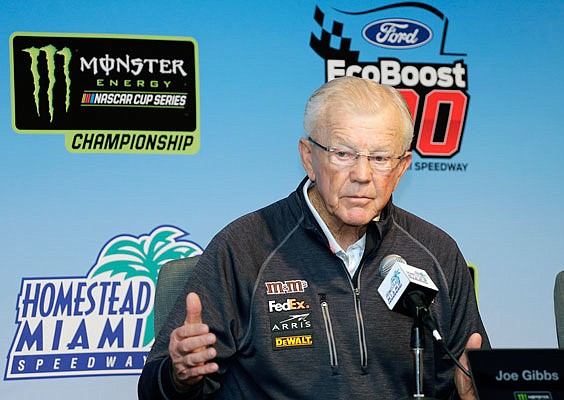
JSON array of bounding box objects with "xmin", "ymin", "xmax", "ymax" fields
[{"xmin": 363, "ymin": 18, "xmax": 433, "ymax": 49}]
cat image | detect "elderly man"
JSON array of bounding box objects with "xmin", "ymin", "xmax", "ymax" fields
[{"xmin": 139, "ymin": 77, "xmax": 489, "ymax": 399}]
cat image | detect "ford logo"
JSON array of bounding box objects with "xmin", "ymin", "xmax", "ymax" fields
[{"xmin": 363, "ymin": 18, "xmax": 433, "ymax": 49}]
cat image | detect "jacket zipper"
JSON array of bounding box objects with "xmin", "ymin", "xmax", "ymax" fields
[
  {"xmin": 320, "ymin": 257, "xmax": 369, "ymax": 371},
  {"xmin": 354, "ymin": 287, "xmax": 368, "ymax": 369},
  {"xmin": 319, "ymin": 293, "xmax": 338, "ymax": 369}
]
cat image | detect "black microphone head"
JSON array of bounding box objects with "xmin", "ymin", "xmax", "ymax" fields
[{"xmin": 379, "ymin": 254, "xmax": 406, "ymax": 278}]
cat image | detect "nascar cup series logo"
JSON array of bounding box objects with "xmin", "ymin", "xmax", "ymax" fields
[
  {"xmin": 4, "ymin": 226, "xmax": 203, "ymax": 379},
  {"xmin": 10, "ymin": 32, "xmax": 200, "ymax": 155},
  {"xmin": 311, "ymin": 3, "xmax": 471, "ymax": 171}
]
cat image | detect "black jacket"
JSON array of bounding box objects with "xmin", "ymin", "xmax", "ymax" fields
[{"xmin": 139, "ymin": 178, "xmax": 489, "ymax": 399}]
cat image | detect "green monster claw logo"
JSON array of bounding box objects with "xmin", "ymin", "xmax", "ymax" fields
[{"xmin": 22, "ymin": 44, "xmax": 72, "ymax": 122}]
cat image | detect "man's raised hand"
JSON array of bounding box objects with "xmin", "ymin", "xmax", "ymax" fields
[{"xmin": 169, "ymin": 292, "xmax": 218, "ymax": 389}]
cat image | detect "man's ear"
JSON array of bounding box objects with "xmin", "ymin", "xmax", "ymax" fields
[
  {"xmin": 299, "ymin": 137, "xmax": 316, "ymax": 182},
  {"xmin": 392, "ymin": 151, "xmax": 412, "ymax": 191}
]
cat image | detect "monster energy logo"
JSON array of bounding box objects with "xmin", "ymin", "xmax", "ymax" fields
[
  {"xmin": 514, "ymin": 392, "xmax": 553, "ymax": 400},
  {"xmin": 12, "ymin": 33, "xmax": 201, "ymax": 154},
  {"xmin": 23, "ymin": 44, "xmax": 72, "ymax": 122}
]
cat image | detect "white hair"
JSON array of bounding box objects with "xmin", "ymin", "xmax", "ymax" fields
[{"xmin": 303, "ymin": 77, "xmax": 414, "ymax": 151}]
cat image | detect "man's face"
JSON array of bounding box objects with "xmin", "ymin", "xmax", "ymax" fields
[{"xmin": 299, "ymin": 105, "xmax": 412, "ymax": 230}]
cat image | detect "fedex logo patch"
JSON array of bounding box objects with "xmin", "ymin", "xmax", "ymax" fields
[{"xmin": 268, "ymin": 298, "xmax": 310, "ymax": 313}]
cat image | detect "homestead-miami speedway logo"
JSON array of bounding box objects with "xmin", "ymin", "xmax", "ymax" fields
[
  {"xmin": 311, "ymin": 2, "xmax": 471, "ymax": 171},
  {"xmin": 4, "ymin": 226, "xmax": 203, "ymax": 380}
]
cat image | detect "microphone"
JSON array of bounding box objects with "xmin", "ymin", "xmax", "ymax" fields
[
  {"xmin": 377, "ymin": 255, "xmax": 442, "ymax": 341},
  {"xmin": 378, "ymin": 255, "xmax": 475, "ymax": 386}
]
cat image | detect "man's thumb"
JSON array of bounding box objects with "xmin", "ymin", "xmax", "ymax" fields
[{"xmin": 185, "ymin": 292, "xmax": 203, "ymax": 325}]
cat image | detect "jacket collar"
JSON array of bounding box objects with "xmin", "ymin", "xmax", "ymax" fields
[{"xmin": 294, "ymin": 176, "xmax": 394, "ymax": 254}]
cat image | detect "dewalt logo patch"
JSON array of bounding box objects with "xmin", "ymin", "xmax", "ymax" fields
[{"xmin": 273, "ymin": 335, "xmax": 313, "ymax": 350}]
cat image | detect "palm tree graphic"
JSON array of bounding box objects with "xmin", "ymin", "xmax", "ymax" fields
[{"xmin": 89, "ymin": 225, "xmax": 203, "ymax": 347}]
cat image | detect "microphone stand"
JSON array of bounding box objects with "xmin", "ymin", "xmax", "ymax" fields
[{"xmin": 399, "ymin": 308, "xmax": 440, "ymax": 400}]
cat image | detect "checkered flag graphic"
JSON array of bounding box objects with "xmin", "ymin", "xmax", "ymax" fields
[{"xmin": 310, "ymin": 6, "xmax": 359, "ymax": 62}]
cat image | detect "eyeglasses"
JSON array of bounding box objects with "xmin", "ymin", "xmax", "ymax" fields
[{"xmin": 307, "ymin": 136, "xmax": 406, "ymax": 173}]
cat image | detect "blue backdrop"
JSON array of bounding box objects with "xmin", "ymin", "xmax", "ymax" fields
[{"xmin": 1, "ymin": 0, "xmax": 563, "ymax": 398}]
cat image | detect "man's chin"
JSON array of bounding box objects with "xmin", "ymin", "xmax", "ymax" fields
[{"xmin": 339, "ymin": 211, "xmax": 375, "ymax": 227}]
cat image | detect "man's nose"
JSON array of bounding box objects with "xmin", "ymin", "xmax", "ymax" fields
[{"xmin": 350, "ymin": 155, "xmax": 373, "ymax": 181}]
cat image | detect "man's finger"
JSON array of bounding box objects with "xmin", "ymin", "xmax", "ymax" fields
[
  {"xmin": 185, "ymin": 292, "xmax": 203, "ymax": 325},
  {"xmin": 455, "ymin": 333, "xmax": 483, "ymax": 400},
  {"xmin": 460, "ymin": 332, "xmax": 482, "ymax": 369}
]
